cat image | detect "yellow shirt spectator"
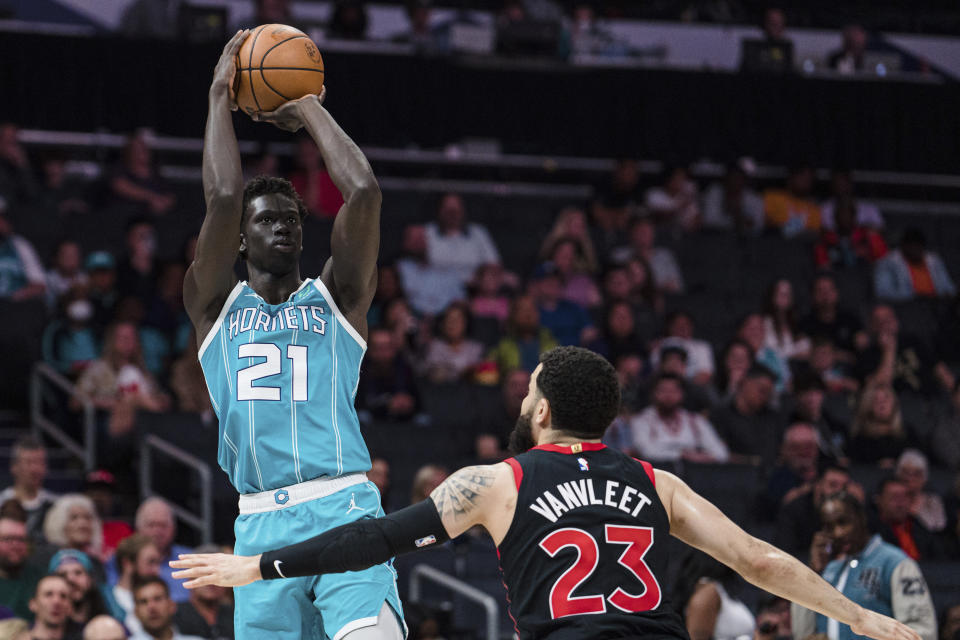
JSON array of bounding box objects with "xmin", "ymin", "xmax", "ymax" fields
[{"xmin": 764, "ymin": 189, "xmax": 822, "ymax": 236}]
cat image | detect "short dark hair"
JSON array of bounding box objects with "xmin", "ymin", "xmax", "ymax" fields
[
  {"xmin": 12, "ymin": 435, "xmax": 44, "ymax": 463},
  {"xmin": 876, "ymin": 475, "xmax": 907, "ymax": 497},
  {"xmin": 660, "ymin": 345, "xmax": 688, "ymax": 363},
  {"xmin": 821, "ymin": 490, "xmax": 865, "ymax": 519},
  {"xmin": 536, "ymin": 347, "xmax": 620, "ymax": 439},
  {"xmin": 133, "ymin": 576, "xmax": 169, "ymax": 600},
  {"xmin": 241, "ymin": 175, "xmax": 308, "ymax": 226},
  {"xmin": 0, "ymin": 499, "xmax": 27, "ymax": 522},
  {"xmin": 818, "ymin": 462, "xmax": 850, "ymax": 479},
  {"xmin": 745, "ymin": 363, "xmax": 777, "ymax": 383},
  {"xmin": 900, "ymin": 227, "xmax": 926, "ymax": 247},
  {"xmin": 654, "ymin": 372, "xmax": 685, "ymax": 389}
]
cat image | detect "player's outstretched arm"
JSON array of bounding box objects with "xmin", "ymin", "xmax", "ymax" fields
[
  {"xmin": 655, "ymin": 470, "xmax": 921, "ymax": 640},
  {"xmin": 170, "ymin": 464, "xmax": 512, "ymax": 589},
  {"xmin": 259, "ymin": 91, "xmax": 380, "ymax": 333},
  {"xmin": 183, "ymin": 30, "xmax": 249, "ymax": 335}
]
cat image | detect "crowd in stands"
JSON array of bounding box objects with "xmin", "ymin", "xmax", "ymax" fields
[{"xmin": 1, "ymin": 116, "xmax": 960, "ymax": 640}]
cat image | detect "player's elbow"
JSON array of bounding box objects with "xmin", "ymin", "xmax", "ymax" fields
[
  {"xmin": 204, "ymin": 186, "xmax": 242, "ymax": 209},
  {"xmin": 352, "ymin": 179, "xmax": 382, "ymax": 209}
]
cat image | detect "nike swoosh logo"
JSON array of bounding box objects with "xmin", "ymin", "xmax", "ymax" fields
[{"xmin": 274, "ymin": 560, "xmax": 286, "ymax": 578}]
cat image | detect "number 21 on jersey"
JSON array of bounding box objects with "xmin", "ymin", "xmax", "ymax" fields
[
  {"xmin": 539, "ymin": 524, "xmax": 661, "ymax": 619},
  {"xmin": 237, "ymin": 343, "xmax": 309, "ymax": 401}
]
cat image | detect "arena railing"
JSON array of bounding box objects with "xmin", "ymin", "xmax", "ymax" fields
[
  {"xmin": 30, "ymin": 363, "xmax": 96, "ymax": 471},
  {"xmin": 409, "ymin": 563, "xmax": 501, "ymax": 640},
  {"xmin": 139, "ymin": 434, "xmax": 214, "ymax": 545}
]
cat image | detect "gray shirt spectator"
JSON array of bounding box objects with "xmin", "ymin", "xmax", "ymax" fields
[
  {"xmin": 395, "ymin": 224, "xmax": 465, "ymax": 315},
  {"xmin": 425, "ymin": 193, "xmax": 501, "ymax": 284}
]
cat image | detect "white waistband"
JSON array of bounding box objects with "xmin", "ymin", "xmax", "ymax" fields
[{"xmin": 238, "ymin": 473, "xmax": 368, "ymax": 514}]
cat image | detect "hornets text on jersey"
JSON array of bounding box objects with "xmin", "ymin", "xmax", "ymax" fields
[{"xmin": 197, "ymin": 277, "xmax": 371, "ymax": 493}]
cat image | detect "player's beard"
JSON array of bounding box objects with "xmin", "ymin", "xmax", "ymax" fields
[{"xmin": 508, "ymin": 411, "xmax": 536, "ymax": 454}]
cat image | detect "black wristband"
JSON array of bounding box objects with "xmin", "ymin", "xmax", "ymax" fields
[{"xmin": 260, "ymin": 498, "xmax": 450, "ymax": 580}]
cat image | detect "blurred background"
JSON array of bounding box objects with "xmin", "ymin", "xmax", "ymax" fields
[{"xmin": 0, "ymin": 1, "xmax": 959, "ymax": 639}]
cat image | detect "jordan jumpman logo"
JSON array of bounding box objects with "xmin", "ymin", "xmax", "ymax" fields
[{"xmin": 346, "ymin": 492, "xmax": 366, "ymax": 514}]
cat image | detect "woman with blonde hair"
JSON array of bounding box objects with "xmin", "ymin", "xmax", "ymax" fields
[
  {"xmin": 539, "ymin": 206, "xmax": 599, "ymax": 274},
  {"xmin": 43, "ymin": 494, "xmax": 104, "ymax": 563},
  {"xmin": 849, "ymin": 383, "xmax": 908, "ymax": 466}
]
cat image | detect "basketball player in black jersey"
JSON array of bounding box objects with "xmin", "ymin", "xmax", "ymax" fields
[{"xmin": 173, "ymin": 347, "xmax": 921, "ymax": 640}]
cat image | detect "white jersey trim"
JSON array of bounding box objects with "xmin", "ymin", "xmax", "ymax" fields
[
  {"xmin": 332, "ymin": 616, "xmax": 379, "ymax": 640},
  {"xmin": 313, "ymin": 278, "xmax": 367, "ymax": 350},
  {"xmin": 197, "ymin": 282, "xmax": 245, "ymax": 359}
]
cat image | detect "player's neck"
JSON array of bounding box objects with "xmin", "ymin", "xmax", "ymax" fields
[
  {"xmin": 537, "ymin": 432, "xmax": 602, "ymax": 447},
  {"xmin": 247, "ymin": 268, "xmax": 304, "ymax": 305}
]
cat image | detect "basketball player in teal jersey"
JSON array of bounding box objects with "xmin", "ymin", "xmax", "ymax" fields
[{"xmin": 183, "ymin": 31, "xmax": 404, "ymax": 639}]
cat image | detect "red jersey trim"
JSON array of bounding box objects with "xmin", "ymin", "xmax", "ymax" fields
[
  {"xmin": 504, "ymin": 457, "xmax": 523, "ymax": 491},
  {"xmin": 532, "ymin": 442, "xmax": 607, "ymax": 454},
  {"xmin": 632, "ymin": 457, "xmax": 656, "ymax": 486}
]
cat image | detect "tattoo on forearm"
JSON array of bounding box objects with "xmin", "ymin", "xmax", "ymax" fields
[{"xmin": 431, "ymin": 466, "xmax": 497, "ymax": 521}]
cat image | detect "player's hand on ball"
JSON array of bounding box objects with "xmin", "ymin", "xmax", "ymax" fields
[
  {"xmin": 211, "ymin": 29, "xmax": 250, "ymax": 109},
  {"xmin": 170, "ymin": 553, "xmax": 262, "ymax": 589},
  {"xmin": 255, "ymin": 87, "xmax": 326, "ymax": 132},
  {"xmin": 850, "ymin": 609, "xmax": 922, "ymax": 640}
]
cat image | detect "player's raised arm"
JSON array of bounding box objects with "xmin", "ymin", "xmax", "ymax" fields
[
  {"xmin": 655, "ymin": 470, "xmax": 921, "ymax": 640},
  {"xmin": 169, "ymin": 463, "xmax": 513, "ymax": 588},
  {"xmin": 258, "ymin": 90, "xmax": 381, "ymax": 334},
  {"xmin": 183, "ymin": 30, "xmax": 249, "ymax": 334}
]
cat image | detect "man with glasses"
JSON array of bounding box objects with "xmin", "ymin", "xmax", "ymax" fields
[{"xmin": 0, "ymin": 500, "xmax": 43, "ymax": 619}]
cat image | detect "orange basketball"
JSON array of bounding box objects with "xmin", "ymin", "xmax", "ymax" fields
[{"xmin": 234, "ymin": 24, "xmax": 325, "ymax": 117}]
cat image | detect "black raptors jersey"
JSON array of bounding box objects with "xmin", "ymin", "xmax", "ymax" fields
[{"xmin": 497, "ymin": 442, "xmax": 689, "ymax": 640}]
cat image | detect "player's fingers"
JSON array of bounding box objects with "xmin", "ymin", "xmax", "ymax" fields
[{"xmin": 318, "ymin": 86, "xmax": 327, "ymax": 104}]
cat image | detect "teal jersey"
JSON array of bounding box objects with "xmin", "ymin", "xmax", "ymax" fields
[{"xmin": 198, "ymin": 278, "xmax": 370, "ymax": 493}]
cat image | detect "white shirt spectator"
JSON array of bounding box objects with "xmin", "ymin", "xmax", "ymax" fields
[
  {"xmin": 425, "ymin": 222, "xmax": 500, "ymax": 284},
  {"xmin": 701, "ymin": 182, "xmax": 765, "ymax": 233},
  {"xmin": 651, "ymin": 337, "xmax": 715, "ymax": 380},
  {"xmin": 46, "ymin": 268, "xmax": 88, "ymax": 307},
  {"xmin": 112, "ymin": 585, "xmax": 145, "ymax": 636},
  {"xmin": 395, "ymin": 258, "xmax": 465, "ymax": 316},
  {"xmin": 629, "ymin": 407, "xmax": 729, "ymax": 463},
  {"xmin": 820, "ymin": 199, "xmax": 884, "ymax": 231},
  {"xmin": 762, "ymin": 317, "xmax": 811, "ymax": 361}
]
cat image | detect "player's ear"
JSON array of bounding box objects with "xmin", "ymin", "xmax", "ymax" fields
[
  {"xmin": 239, "ymin": 234, "xmax": 247, "ymax": 254},
  {"xmin": 536, "ymin": 397, "xmax": 550, "ymax": 426}
]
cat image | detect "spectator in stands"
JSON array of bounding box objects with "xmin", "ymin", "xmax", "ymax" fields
[
  {"xmin": 135, "ymin": 498, "xmax": 191, "ymax": 604},
  {"xmin": 42, "ymin": 289, "xmax": 100, "ymax": 379},
  {"xmin": 144, "ymin": 261, "xmax": 188, "ymax": 341},
  {"xmin": 117, "ymin": 217, "xmax": 160, "ymax": 304},
  {"xmin": 775, "ymin": 463, "xmax": 858, "ymax": 559},
  {"xmin": 419, "ymin": 302, "xmax": 484, "ymax": 383},
  {"xmin": 539, "ymin": 206, "xmax": 599, "ymax": 275},
  {"xmin": 814, "ymin": 196, "xmax": 888, "ymax": 270},
  {"xmin": 328, "ymin": 0, "xmax": 369, "ymax": 39},
  {"xmin": 367, "ymin": 264, "xmax": 400, "ymax": 327},
  {"xmin": 610, "ymin": 217, "xmax": 685, "ymax": 294},
  {"xmin": 132, "ymin": 577, "xmax": 203, "ymax": 640},
  {"xmin": 713, "ymin": 340, "xmax": 755, "ymax": 404},
  {"xmin": 763, "ymin": 165, "xmax": 821, "ymax": 237},
  {"xmin": 856, "ymin": 303, "xmax": 954, "ymax": 396},
  {"xmin": 627, "ymin": 373, "xmax": 729, "ymax": 464},
  {"xmin": 425, "ymin": 193, "xmax": 500, "ymax": 285},
  {"xmin": 46, "ymin": 240, "xmax": 87, "ymax": 309},
  {"xmin": 700, "ymin": 158, "xmax": 764, "ymax": 235},
  {"xmin": 49, "ymin": 550, "xmax": 124, "ymax": 627},
  {"xmin": 113, "ymin": 534, "xmax": 161, "ymax": 636},
  {"xmin": 806, "ymin": 337, "xmax": 859, "ymax": 396},
  {"xmin": 172, "ymin": 543, "xmax": 234, "ymax": 640},
  {"xmin": 643, "ymin": 165, "xmax": 701, "ymax": 232},
  {"xmin": 119, "ymin": 0, "xmax": 184, "ymax": 39},
  {"xmin": 73, "ymin": 321, "xmax": 169, "ymax": 437},
  {"xmin": 410, "ymin": 465, "xmax": 447, "ymax": 504},
  {"xmin": 648, "ymin": 344, "xmax": 713, "ymax": 412},
  {"xmin": 794, "ymin": 491, "xmax": 937, "ymax": 640},
  {"xmin": 38, "ymin": 153, "xmax": 89, "ymax": 220},
  {"xmin": 356, "ymin": 328, "xmax": 421, "ymax": 422},
  {"xmin": 82, "ymin": 471, "xmax": 131, "ymax": 558},
  {"xmin": 469, "ymin": 263, "xmax": 511, "ymax": 327},
  {"xmin": 762, "ymin": 278, "xmax": 811, "ymax": 364},
  {"xmin": 288, "ymin": 137, "xmax": 343, "ymax": 219},
  {"xmin": 395, "ymin": 224, "xmax": 465, "ymax": 316},
  {"xmin": 651, "ymin": 311, "xmax": 715, "ymax": 386},
  {"xmin": 821, "ymin": 170, "xmax": 884, "ymax": 231},
  {"xmin": 0, "ymin": 123, "xmax": 37, "ymax": 206},
  {"xmin": 368, "ymin": 458, "xmax": 391, "ymax": 509},
  {"xmin": 85, "ymin": 252, "xmax": 119, "ymax": 338},
  {"xmin": 753, "ymin": 596, "xmax": 791, "ymax": 640},
  {"xmin": 828, "ymin": 25, "xmax": 869, "ymax": 74},
  {"xmin": 895, "ymin": 450, "xmax": 946, "ymax": 534},
  {"xmin": 83, "ymin": 615, "xmax": 126, "ymax": 640},
  {"xmin": 0, "ymin": 503, "xmax": 44, "ymax": 620},
  {"xmin": 0, "ymin": 207, "xmax": 46, "ymax": 301},
  {"xmin": 710, "ymin": 364, "xmax": 783, "ymax": 467},
  {"xmin": 43, "ymin": 495, "xmax": 104, "ymax": 564},
  {"xmin": 109, "ymin": 131, "xmax": 175, "ymax": 216},
  {"xmin": 586, "ymin": 300, "xmax": 648, "ymax": 365},
  {"xmin": 381, "ymin": 297, "xmax": 425, "ymax": 362},
  {"xmin": 26, "ymin": 574, "xmax": 78, "ymax": 640},
  {"xmin": 530, "ymin": 262, "xmax": 595, "ymax": 347},
  {"xmin": 788, "ymin": 372, "xmax": 848, "ymax": 462},
  {"xmin": 393, "ymin": 0, "xmax": 449, "ymax": 53},
  {"xmin": 1, "ymin": 436, "xmax": 57, "ymax": 543},
  {"xmin": 547, "ymin": 237, "xmax": 602, "ymax": 309},
  {"xmin": 849, "ymin": 383, "xmax": 909, "ymax": 466},
  {"xmin": 758, "ymin": 423, "xmax": 820, "ymax": 517},
  {"xmin": 941, "ymin": 606, "xmax": 960, "ymax": 640},
  {"xmin": 875, "ymin": 227, "xmax": 957, "ymax": 301},
  {"xmin": 931, "ymin": 382, "xmax": 960, "ymax": 470},
  {"xmin": 674, "ymin": 549, "xmax": 754, "ymax": 640},
  {"xmin": 736, "ymin": 313, "xmax": 789, "ymax": 392},
  {"xmin": 591, "ymin": 158, "xmax": 639, "ymax": 255},
  {"xmin": 168, "ymin": 332, "xmax": 213, "ymax": 422},
  {"xmin": 870, "ymin": 477, "xmax": 942, "ymax": 562},
  {"xmin": 488, "ymin": 295, "xmax": 557, "ymax": 375},
  {"xmin": 762, "ymin": 7, "xmax": 788, "ymax": 44},
  {"xmin": 800, "ymin": 273, "xmax": 866, "ymax": 359}
]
